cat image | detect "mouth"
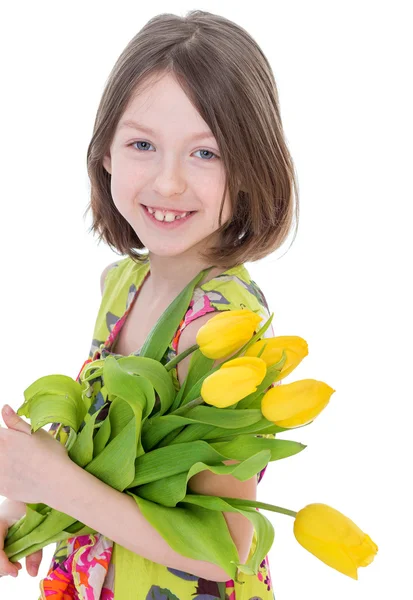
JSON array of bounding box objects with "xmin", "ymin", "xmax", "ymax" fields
[{"xmin": 141, "ymin": 204, "xmax": 197, "ymax": 228}]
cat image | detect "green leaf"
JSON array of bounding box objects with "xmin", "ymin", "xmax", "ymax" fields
[
  {"xmin": 179, "ymin": 364, "xmax": 222, "ymax": 407},
  {"xmin": 17, "ymin": 374, "xmax": 86, "ymax": 434},
  {"xmin": 22, "ymin": 374, "xmax": 84, "ymax": 410},
  {"xmin": 115, "ymin": 355, "xmax": 176, "ymax": 416},
  {"xmin": 93, "ymin": 409, "xmax": 112, "ymax": 457},
  {"xmin": 68, "ymin": 410, "xmax": 100, "ymax": 467},
  {"xmin": 169, "ymin": 348, "xmax": 215, "ymax": 413},
  {"xmin": 210, "ymin": 435, "xmax": 307, "ymax": 462},
  {"xmin": 130, "ymin": 440, "xmax": 227, "ymax": 486},
  {"xmin": 127, "ymin": 492, "xmax": 240, "ymax": 581},
  {"xmin": 183, "ymin": 494, "xmax": 275, "ymax": 579},
  {"xmin": 135, "ymin": 449, "xmax": 272, "ymax": 506},
  {"xmin": 203, "ymin": 417, "xmax": 289, "ymax": 441},
  {"xmin": 140, "ymin": 267, "xmax": 214, "ymax": 361},
  {"xmin": 85, "ymin": 413, "xmax": 137, "ymax": 490},
  {"xmin": 102, "ymin": 356, "xmax": 152, "ymax": 457},
  {"xmin": 5, "ymin": 504, "xmax": 97, "ymax": 562},
  {"xmin": 184, "ymin": 406, "xmax": 263, "ymax": 428},
  {"xmin": 5, "ymin": 506, "xmax": 82, "ymax": 559},
  {"xmin": 162, "ymin": 422, "xmax": 217, "ymax": 446},
  {"xmin": 141, "ymin": 408, "xmax": 263, "ymax": 450}
]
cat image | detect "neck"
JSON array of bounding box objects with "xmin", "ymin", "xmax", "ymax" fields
[{"xmin": 144, "ymin": 252, "xmax": 218, "ymax": 299}]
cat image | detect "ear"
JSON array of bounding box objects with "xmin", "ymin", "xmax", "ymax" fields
[{"xmin": 103, "ymin": 152, "xmax": 112, "ymax": 175}]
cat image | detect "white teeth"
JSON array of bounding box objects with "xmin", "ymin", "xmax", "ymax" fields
[
  {"xmin": 146, "ymin": 206, "xmax": 189, "ymax": 222},
  {"xmin": 161, "ymin": 211, "xmax": 177, "ymax": 223}
]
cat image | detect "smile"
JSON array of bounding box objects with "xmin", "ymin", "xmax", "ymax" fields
[{"xmin": 141, "ymin": 204, "xmax": 196, "ymax": 228}]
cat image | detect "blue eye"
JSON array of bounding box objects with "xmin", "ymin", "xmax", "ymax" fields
[
  {"xmin": 131, "ymin": 141, "xmax": 219, "ymax": 160},
  {"xmin": 133, "ymin": 141, "xmax": 154, "ymax": 152},
  {"xmin": 194, "ymin": 149, "xmax": 217, "ymax": 160}
]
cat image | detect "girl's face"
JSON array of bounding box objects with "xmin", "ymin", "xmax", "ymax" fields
[{"xmin": 103, "ymin": 72, "xmax": 232, "ymax": 260}]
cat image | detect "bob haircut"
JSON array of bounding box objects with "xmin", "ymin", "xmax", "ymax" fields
[{"xmin": 85, "ymin": 9, "xmax": 299, "ymax": 269}]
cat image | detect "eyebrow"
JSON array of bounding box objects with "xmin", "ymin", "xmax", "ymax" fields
[{"xmin": 119, "ymin": 119, "xmax": 215, "ymax": 141}]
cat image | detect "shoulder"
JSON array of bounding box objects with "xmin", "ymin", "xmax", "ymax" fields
[
  {"xmin": 99, "ymin": 256, "xmax": 149, "ymax": 295},
  {"xmin": 175, "ymin": 264, "xmax": 273, "ymax": 381},
  {"xmin": 100, "ymin": 260, "xmax": 121, "ymax": 294}
]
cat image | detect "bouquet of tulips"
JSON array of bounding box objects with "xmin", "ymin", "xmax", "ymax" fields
[{"xmin": 4, "ymin": 267, "xmax": 378, "ymax": 586}]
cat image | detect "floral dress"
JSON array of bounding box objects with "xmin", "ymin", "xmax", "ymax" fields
[{"xmin": 39, "ymin": 256, "xmax": 279, "ymax": 600}]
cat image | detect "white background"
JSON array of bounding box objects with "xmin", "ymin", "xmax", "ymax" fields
[{"xmin": 0, "ymin": 1, "xmax": 411, "ymax": 598}]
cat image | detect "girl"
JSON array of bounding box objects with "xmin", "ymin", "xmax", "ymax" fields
[{"xmin": 2, "ymin": 9, "xmax": 299, "ymax": 599}]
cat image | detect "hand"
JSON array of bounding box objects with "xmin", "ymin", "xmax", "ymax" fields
[
  {"xmin": 0, "ymin": 519, "xmax": 22, "ymax": 578},
  {"xmin": 0, "ymin": 405, "xmax": 70, "ymax": 504},
  {"xmin": 0, "ymin": 518, "xmax": 43, "ymax": 579}
]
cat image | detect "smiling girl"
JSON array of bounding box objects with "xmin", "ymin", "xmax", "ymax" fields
[{"xmin": 1, "ymin": 9, "xmax": 299, "ymax": 600}]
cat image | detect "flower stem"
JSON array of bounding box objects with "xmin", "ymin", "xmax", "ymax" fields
[
  {"xmin": 165, "ymin": 344, "xmax": 199, "ymax": 371},
  {"xmin": 169, "ymin": 396, "xmax": 204, "ymax": 416},
  {"xmin": 219, "ymin": 496, "xmax": 297, "ymax": 517}
]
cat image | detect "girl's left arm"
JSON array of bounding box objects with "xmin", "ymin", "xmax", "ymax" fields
[{"xmin": 46, "ymin": 459, "xmax": 232, "ymax": 581}]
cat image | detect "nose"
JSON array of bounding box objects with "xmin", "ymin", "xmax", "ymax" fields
[{"xmin": 152, "ymin": 155, "xmax": 187, "ymax": 197}]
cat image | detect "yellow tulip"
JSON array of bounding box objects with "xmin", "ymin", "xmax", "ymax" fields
[
  {"xmin": 293, "ymin": 503, "xmax": 378, "ymax": 579},
  {"xmin": 244, "ymin": 335, "xmax": 308, "ymax": 380},
  {"xmin": 196, "ymin": 309, "xmax": 263, "ymax": 359},
  {"xmin": 200, "ymin": 356, "xmax": 267, "ymax": 408},
  {"xmin": 261, "ymin": 379, "xmax": 335, "ymax": 427}
]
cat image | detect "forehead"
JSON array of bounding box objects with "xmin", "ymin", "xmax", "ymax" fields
[{"xmin": 119, "ymin": 72, "xmax": 213, "ymax": 137}]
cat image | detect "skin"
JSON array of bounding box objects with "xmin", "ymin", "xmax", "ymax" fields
[{"xmin": 102, "ymin": 72, "xmax": 233, "ymax": 299}]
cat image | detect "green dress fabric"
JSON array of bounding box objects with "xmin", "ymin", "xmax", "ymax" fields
[{"xmin": 41, "ymin": 256, "xmax": 277, "ymax": 600}]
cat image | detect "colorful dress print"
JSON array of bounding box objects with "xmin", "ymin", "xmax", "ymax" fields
[{"xmin": 39, "ymin": 256, "xmax": 280, "ymax": 600}]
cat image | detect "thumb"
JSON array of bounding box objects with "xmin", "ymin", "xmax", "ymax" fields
[{"xmin": 1, "ymin": 405, "xmax": 32, "ymax": 434}]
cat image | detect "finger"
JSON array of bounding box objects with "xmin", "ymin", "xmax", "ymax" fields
[
  {"xmin": 1, "ymin": 405, "xmax": 32, "ymax": 435},
  {"xmin": 26, "ymin": 548, "xmax": 43, "ymax": 577},
  {"xmin": 0, "ymin": 562, "xmax": 21, "ymax": 577}
]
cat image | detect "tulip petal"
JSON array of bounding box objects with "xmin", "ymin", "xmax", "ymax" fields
[
  {"xmin": 348, "ymin": 533, "xmax": 379, "ymax": 567},
  {"xmin": 261, "ymin": 380, "xmax": 335, "ymax": 427},
  {"xmin": 201, "ymin": 358, "xmax": 267, "ymax": 408},
  {"xmin": 294, "ymin": 529, "xmax": 359, "ymax": 579},
  {"xmin": 201, "ymin": 368, "xmax": 259, "ymax": 407},
  {"xmin": 293, "ymin": 503, "xmax": 378, "ymax": 579},
  {"xmin": 196, "ymin": 310, "xmax": 262, "ymax": 359},
  {"xmin": 245, "ymin": 335, "xmax": 308, "ymax": 379}
]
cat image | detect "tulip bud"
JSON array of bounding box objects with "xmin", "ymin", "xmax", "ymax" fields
[
  {"xmin": 196, "ymin": 309, "xmax": 262, "ymax": 359},
  {"xmin": 201, "ymin": 356, "xmax": 267, "ymax": 408},
  {"xmin": 261, "ymin": 379, "xmax": 335, "ymax": 427},
  {"xmin": 294, "ymin": 503, "xmax": 378, "ymax": 579},
  {"xmin": 244, "ymin": 336, "xmax": 308, "ymax": 380}
]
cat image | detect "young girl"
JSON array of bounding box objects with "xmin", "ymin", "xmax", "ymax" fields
[{"xmin": 2, "ymin": 9, "xmax": 298, "ymax": 599}]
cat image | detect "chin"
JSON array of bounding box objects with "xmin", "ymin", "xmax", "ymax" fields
[{"xmin": 142, "ymin": 241, "xmax": 192, "ymax": 257}]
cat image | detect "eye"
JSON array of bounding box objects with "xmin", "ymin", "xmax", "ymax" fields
[
  {"xmin": 193, "ymin": 149, "xmax": 219, "ymax": 160},
  {"xmin": 130, "ymin": 141, "xmax": 219, "ymax": 160},
  {"xmin": 132, "ymin": 141, "xmax": 154, "ymax": 151}
]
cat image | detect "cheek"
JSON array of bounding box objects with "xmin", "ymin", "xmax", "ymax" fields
[
  {"xmin": 204, "ymin": 192, "xmax": 232, "ymax": 230},
  {"xmin": 110, "ymin": 162, "xmax": 146, "ymax": 205}
]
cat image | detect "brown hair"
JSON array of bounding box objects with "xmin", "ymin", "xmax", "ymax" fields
[{"xmin": 84, "ymin": 10, "xmax": 299, "ymax": 269}]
